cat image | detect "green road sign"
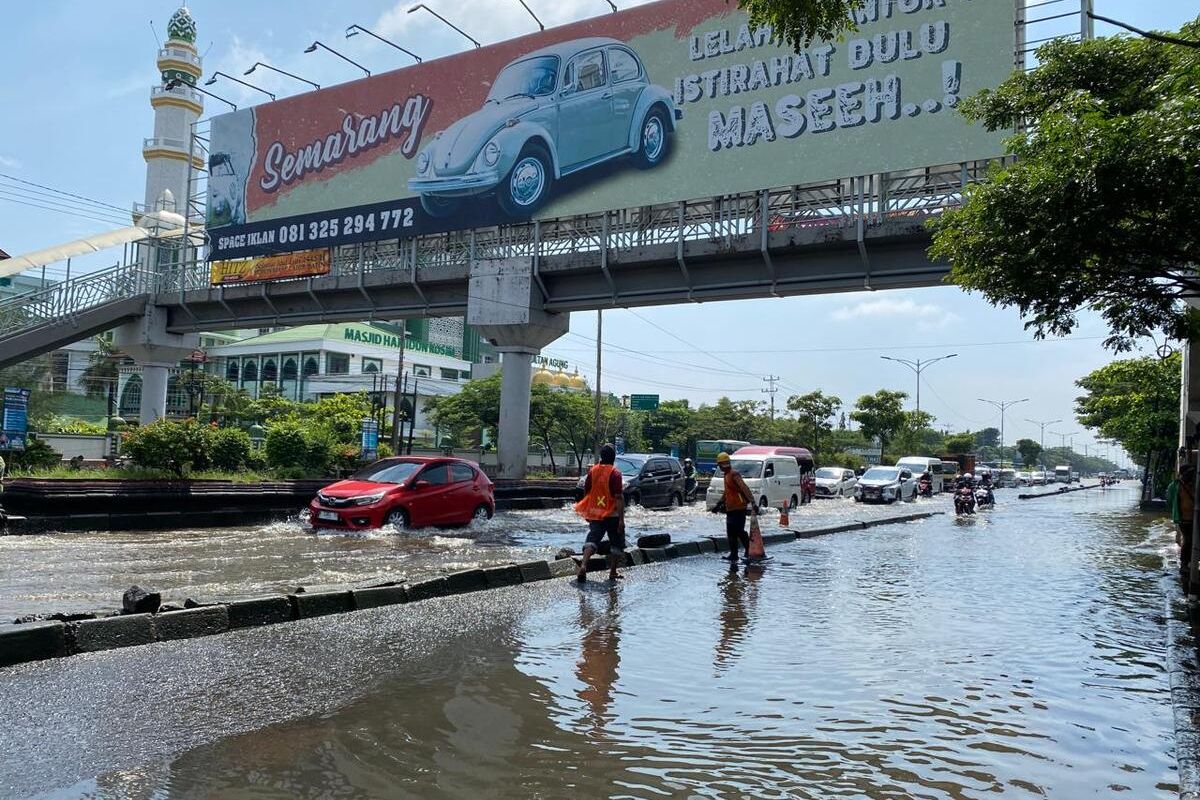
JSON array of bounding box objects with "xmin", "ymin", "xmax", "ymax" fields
[{"xmin": 629, "ymin": 394, "xmax": 659, "ymax": 411}]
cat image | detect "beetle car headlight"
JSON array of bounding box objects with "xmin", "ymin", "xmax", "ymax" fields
[
  {"xmin": 483, "ymin": 141, "xmax": 500, "ymax": 167},
  {"xmin": 416, "ymin": 152, "xmax": 430, "ymax": 174}
]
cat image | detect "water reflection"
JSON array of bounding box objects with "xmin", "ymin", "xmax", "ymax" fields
[
  {"xmin": 714, "ymin": 564, "xmax": 761, "ymax": 675},
  {"xmin": 575, "ymin": 586, "xmax": 621, "ymax": 735}
]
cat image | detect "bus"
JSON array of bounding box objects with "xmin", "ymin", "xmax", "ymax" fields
[{"xmin": 695, "ymin": 440, "xmax": 751, "ymax": 473}]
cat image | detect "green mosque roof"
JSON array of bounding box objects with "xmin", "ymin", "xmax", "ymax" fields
[{"xmin": 167, "ymin": 6, "xmax": 197, "ymax": 43}]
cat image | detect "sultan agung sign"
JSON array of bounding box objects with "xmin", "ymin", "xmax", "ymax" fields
[{"xmin": 206, "ymin": 0, "xmax": 1013, "ymax": 260}]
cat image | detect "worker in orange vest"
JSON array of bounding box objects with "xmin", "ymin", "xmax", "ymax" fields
[
  {"xmin": 573, "ymin": 443, "xmax": 626, "ymax": 582},
  {"xmin": 716, "ymin": 451, "xmax": 758, "ymax": 561}
]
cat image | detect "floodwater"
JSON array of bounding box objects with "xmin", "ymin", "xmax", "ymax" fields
[
  {"xmin": 0, "ymin": 495, "xmax": 921, "ymax": 619},
  {"xmin": 0, "ymin": 485, "xmax": 1181, "ymax": 798}
]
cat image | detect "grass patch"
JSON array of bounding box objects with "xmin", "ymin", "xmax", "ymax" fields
[{"xmin": 10, "ymin": 467, "xmax": 298, "ymax": 482}]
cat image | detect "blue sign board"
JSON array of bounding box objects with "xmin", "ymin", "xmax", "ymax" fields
[
  {"xmin": 360, "ymin": 418, "xmax": 379, "ymax": 462},
  {"xmin": 1, "ymin": 387, "xmax": 29, "ymax": 451}
]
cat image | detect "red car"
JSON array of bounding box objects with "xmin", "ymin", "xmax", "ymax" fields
[{"xmin": 309, "ymin": 457, "xmax": 495, "ymax": 530}]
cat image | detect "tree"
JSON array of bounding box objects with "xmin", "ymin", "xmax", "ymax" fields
[
  {"xmin": 891, "ymin": 410, "xmax": 939, "ymax": 457},
  {"xmin": 786, "ymin": 390, "xmax": 841, "ymax": 455},
  {"xmin": 850, "ymin": 390, "xmax": 907, "ymax": 457},
  {"xmin": 943, "ymin": 433, "xmax": 975, "ymax": 455},
  {"xmin": 1075, "ymin": 352, "xmax": 1180, "ymax": 487},
  {"xmin": 929, "ymin": 19, "xmax": 1200, "ymax": 350},
  {"xmin": 1015, "ymin": 438, "xmax": 1043, "ymax": 467},
  {"xmin": 974, "ymin": 427, "xmax": 1000, "ymax": 450},
  {"xmin": 77, "ymin": 336, "xmax": 121, "ymax": 400},
  {"xmin": 738, "ymin": 0, "xmax": 861, "ymax": 52}
]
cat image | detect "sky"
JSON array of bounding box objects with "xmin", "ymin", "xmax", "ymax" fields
[{"xmin": 1, "ymin": 0, "xmax": 1196, "ymax": 466}]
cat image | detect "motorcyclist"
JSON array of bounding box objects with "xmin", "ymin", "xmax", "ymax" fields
[
  {"xmin": 682, "ymin": 458, "xmax": 697, "ymax": 500},
  {"xmin": 956, "ymin": 472, "xmax": 975, "ymax": 490},
  {"xmin": 917, "ymin": 470, "xmax": 933, "ymax": 496}
]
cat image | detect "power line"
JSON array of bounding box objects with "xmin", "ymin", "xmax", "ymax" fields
[
  {"xmin": 0, "ymin": 190, "xmax": 129, "ymax": 226},
  {"xmin": 0, "ymin": 195, "xmax": 129, "ymax": 228},
  {"xmin": 0, "ymin": 172, "xmax": 129, "ymax": 214}
]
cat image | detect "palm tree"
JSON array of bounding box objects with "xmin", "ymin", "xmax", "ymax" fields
[{"xmin": 78, "ymin": 336, "xmax": 122, "ymax": 399}]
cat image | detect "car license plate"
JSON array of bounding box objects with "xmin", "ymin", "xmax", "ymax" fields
[{"xmin": 317, "ymin": 510, "xmax": 339, "ymax": 522}]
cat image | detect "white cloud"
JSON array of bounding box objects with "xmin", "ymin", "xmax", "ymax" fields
[
  {"xmin": 0, "ymin": 155, "xmax": 21, "ymax": 170},
  {"xmin": 831, "ymin": 297, "xmax": 962, "ymax": 330}
]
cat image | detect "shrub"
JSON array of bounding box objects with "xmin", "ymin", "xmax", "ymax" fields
[
  {"xmin": 209, "ymin": 427, "xmax": 252, "ymax": 471},
  {"xmin": 121, "ymin": 418, "xmax": 212, "ymax": 476},
  {"xmin": 264, "ymin": 420, "xmax": 332, "ymax": 476},
  {"xmin": 244, "ymin": 447, "xmax": 268, "ymax": 472},
  {"xmin": 7, "ymin": 436, "xmax": 62, "ymax": 472}
]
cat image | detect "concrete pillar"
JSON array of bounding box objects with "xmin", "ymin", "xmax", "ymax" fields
[
  {"xmin": 467, "ymin": 257, "xmax": 569, "ymax": 479},
  {"xmin": 497, "ymin": 349, "xmax": 536, "ymax": 479},
  {"xmin": 138, "ymin": 363, "xmax": 171, "ymax": 425}
]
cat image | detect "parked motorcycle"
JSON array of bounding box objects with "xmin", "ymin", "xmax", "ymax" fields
[{"xmin": 954, "ymin": 485, "xmax": 976, "ymax": 515}]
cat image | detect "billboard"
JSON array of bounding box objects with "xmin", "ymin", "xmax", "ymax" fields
[
  {"xmin": 210, "ymin": 248, "xmax": 330, "ymax": 285},
  {"xmin": 206, "ymin": 0, "xmax": 1013, "ymax": 260}
]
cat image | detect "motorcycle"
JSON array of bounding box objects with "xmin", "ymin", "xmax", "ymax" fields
[
  {"xmin": 954, "ymin": 485, "xmax": 976, "ymax": 515},
  {"xmin": 683, "ymin": 474, "xmax": 698, "ymax": 503},
  {"xmin": 917, "ymin": 476, "xmax": 934, "ymax": 497},
  {"xmin": 975, "ymin": 487, "xmax": 995, "ymax": 509}
]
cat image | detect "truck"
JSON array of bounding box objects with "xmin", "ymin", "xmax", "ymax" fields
[
  {"xmin": 1054, "ymin": 465, "xmax": 1072, "ymax": 484},
  {"xmin": 940, "ymin": 454, "xmax": 975, "ymax": 485}
]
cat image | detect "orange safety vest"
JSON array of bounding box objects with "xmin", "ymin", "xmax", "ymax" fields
[
  {"xmin": 575, "ymin": 463, "xmax": 621, "ymax": 520},
  {"xmin": 723, "ymin": 469, "xmax": 750, "ymax": 512}
]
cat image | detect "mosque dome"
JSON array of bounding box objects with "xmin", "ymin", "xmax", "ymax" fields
[
  {"xmin": 167, "ymin": 6, "xmax": 198, "ymax": 44},
  {"xmin": 567, "ymin": 370, "xmax": 587, "ymax": 390},
  {"xmin": 550, "ymin": 370, "xmax": 570, "ymax": 388},
  {"xmin": 532, "ymin": 368, "xmax": 553, "ymax": 386}
]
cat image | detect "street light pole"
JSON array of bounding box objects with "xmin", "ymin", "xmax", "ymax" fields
[
  {"xmin": 978, "ymin": 397, "xmax": 1029, "ymax": 469},
  {"xmin": 244, "ymin": 62, "xmax": 321, "ymax": 90},
  {"xmin": 1025, "ymin": 417, "xmax": 1061, "ymax": 470},
  {"xmin": 879, "ymin": 354, "xmax": 958, "ymax": 417},
  {"xmin": 407, "ymin": 4, "xmax": 482, "ymax": 48},
  {"xmin": 305, "ymin": 41, "xmax": 371, "ymax": 76},
  {"xmin": 345, "ymin": 24, "xmax": 422, "ymax": 63}
]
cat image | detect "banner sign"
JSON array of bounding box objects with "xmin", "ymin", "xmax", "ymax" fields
[
  {"xmin": 206, "ymin": 0, "xmax": 1012, "ymax": 260},
  {"xmin": 360, "ymin": 418, "xmax": 379, "ymax": 462},
  {"xmin": 1, "ymin": 387, "xmax": 29, "ymax": 451},
  {"xmin": 209, "ymin": 248, "xmax": 331, "ymax": 285}
]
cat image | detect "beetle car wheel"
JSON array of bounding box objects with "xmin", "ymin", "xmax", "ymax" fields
[
  {"xmin": 420, "ymin": 194, "xmax": 462, "ymax": 218},
  {"xmin": 633, "ymin": 108, "xmax": 670, "ymax": 169},
  {"xmin": 385, "ymin": 509, "xmax": 409, "ymax": 528},
  {"xmin": 498, "ymin": 144, "xmax": 552, "ymax": 217}
]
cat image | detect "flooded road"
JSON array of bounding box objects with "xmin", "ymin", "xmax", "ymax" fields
[
  {"xmin": 0, "ymin": 495, "xmax": 926, "ymax": 619},
  {"xmin": 0, "ymin": 485, "xmax": 1180, "ymax": 798}
]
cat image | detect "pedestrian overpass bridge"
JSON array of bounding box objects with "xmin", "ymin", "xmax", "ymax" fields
[{"xmin": 0, "ymin": 157, "xmax": 1001, "ymax": 476}]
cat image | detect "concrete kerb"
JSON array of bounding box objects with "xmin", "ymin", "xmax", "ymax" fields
[
  {"xmin": 0, "ymin": 620, "xmax": 66, "ymax": 667},
  {"xmin": 1, "ymin": 512, "xmax": 947, "ymax": 668},
  {"xmin": 1164, "ymin": 564, "xmax": 1200, "ymax": 800}
]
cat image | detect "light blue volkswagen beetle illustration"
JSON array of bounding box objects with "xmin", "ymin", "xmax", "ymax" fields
[{"xmin": 408, "ymin": 37, "xmax": 681, "ymax": 218}]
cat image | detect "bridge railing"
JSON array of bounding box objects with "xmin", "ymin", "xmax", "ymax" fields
[
  {"xmin": 157, "ymin": 156, "xmax": 1009, "ymax": 295},
  {"xmin": 0, "ymin": 262, "xmax": 154, "ymax": 340}
]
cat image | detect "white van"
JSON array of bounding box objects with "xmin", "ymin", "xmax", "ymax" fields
[
  {"xmin": 705, "ymin": 454, "xmax": 802, "ymax": 511},
  {"xmin": 894, "ymin": 457, "xmax": 945, "ymax": 493}
]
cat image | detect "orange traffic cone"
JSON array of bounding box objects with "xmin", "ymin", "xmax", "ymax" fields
[
  {"xmin": 779, "ymin": 501, "xmax": 790, "ymax": 527},
  {"xmin": 747, "ymin": 514, "xmax": 766, "ymax": 560}
]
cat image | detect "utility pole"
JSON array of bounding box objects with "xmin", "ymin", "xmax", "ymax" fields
[
  {"xmin": 880, "ymin": 354, "xmax": 957, "ymax": 416},
  {"xmin": 1026, "ymin": 417, "xmax": 1061, "ymax": 470},
  {"xmin": 593, "ymin": 310, "xmax": 603, "ymax": 462},
  {"xmin": 762, "ymin": 375, "xmax": 780, "ymax": 421},
  {"xmin": 978, "ymin": 397, "xmax": 1028, "ymax": 469},
  {"xmin": 391, "ymin": 326, "xmax": 407, "ymax": 451}
]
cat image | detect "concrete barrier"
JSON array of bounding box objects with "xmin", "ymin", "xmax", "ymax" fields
[
  {"xmin": 227, "ymin": 597, "xmax": 293, "ymax": 628},
  {"xmin": 483, "ymin": 565, "xmax": 524, "ymax": 588},
  {"xmin": 290, "ymin": 590, "xmax": 355, "ymax": 619},
  {"xmin": 518, "ymin": 561, "xmax": 553, "ymax": 583},
  {"xmin": 72, "ymin": 614, "xmax": 155, "ymax": 653},
  {"xmin": 763, "ymin": 532, "xmax": 796, "ymax": 545},
  {"xmin": 709, "ymin": 537, "xmax": 730, "ymax": 551},
  {"xmin": 351, "ymin": 585, "xmax": 409, "ymax": 610},
  {"xmin": 696, "ymin": 539, "xmax": 717, "ymax": 554},
  {"xmin": 406, "ymin": 577, "xmax": 450, "ymax": 601},
  {"xmin": 625, "ymin": 549, "xmax": 647, "ymax": 566},
  {"xmin": 0, "ymin": 620, "xmax": 66, "ymax": 667},
  {"xmin": 673, "ymin": 541, "xmax": 703, "ymax": 557},
  {"xmin": 642, "ymin": 547, "xmax": 669, "ymax": 563},
  {"xmin": 154, "ymin": 606, "xmax": 229, "ymax": 641},
  {"xmin": 446, "ymin": 569, "xmax": 489, "ymax": 595}
]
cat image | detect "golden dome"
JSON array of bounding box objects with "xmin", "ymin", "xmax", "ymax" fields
[
  {"xmin": 550, "ymin": 370, "xmax": 571, "ymax": 387},
  {"xmin": 567, "ymin": 370, "xmax": 587, "ymax": 389},
  {"xmin": 532, "ymin": 368, "xmax": 554, "ymax": 385}
]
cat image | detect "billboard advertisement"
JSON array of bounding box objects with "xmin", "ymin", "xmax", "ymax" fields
[
  {"xmin": 206, "ymin": 0, "xmax": 1013, "ymax": 260},
  {"xmin": 209, "ymin": 248, "xmax": 330, "ymax": 285}
]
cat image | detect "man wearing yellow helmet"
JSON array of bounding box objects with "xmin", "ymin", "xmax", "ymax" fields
[{"xmin": 716, "ymin": 451, "xmax": 757, "ymax": 561}]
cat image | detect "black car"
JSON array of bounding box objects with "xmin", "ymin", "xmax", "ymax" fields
[{"xmin": 575, "ymin": 453, "xmax": 687, "ymax": 508}]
